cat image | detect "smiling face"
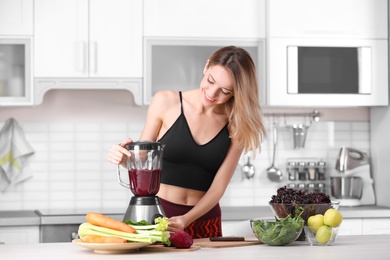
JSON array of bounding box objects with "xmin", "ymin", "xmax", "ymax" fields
[{"xmin": 200, "ymin": 64, "xmax": 234, "ymax": 106}]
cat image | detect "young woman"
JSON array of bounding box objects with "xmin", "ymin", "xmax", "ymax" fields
[{"xmin": 108, "ymin": 46, "xmax": 266, "ymax": 238}]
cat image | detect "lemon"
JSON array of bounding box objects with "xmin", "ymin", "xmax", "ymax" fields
[
  {"xmin": 316, "ymin": 225, "xmax": 332, "ymax": 244},
  {"xmin": 323, "ymin": 209, "xmax": 343, "ymax": 227},
  {"xmin": 307, "ymin": 214, "xmax": 324, "ymax": 233}
]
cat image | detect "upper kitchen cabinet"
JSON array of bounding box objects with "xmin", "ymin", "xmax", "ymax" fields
[
  {"xmin": 0, "ymin": 0, "xmax": 33, "ymax": 36},
  {"xmin": 144, "ymin": 39, "xmax": 265, "ymax": 104},
  {"xmin": 34, "ymin": 0, "xmax": 142, "ymax": 77},
  {"xmin": 34, "ymin": 0, "xmax": 87, "ymax": 78},
  {"xmin": 268, "ymin": 0, "xmax": 388, "ymax": 39},
  {"xmin": 0, "ymin": 0, "xmax": 33, "ymax": 106},
  {"xmin": 144, "ymin": 0, "xmax": 266, "ymax": 38},
  {"xmin": 33, "ymin": 0, "xmax": 143, "ymax": 105}
]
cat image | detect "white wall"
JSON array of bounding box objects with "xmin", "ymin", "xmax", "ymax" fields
[
  {"xmin": 370, "ymin": 106, "xmax": 390, "ymax": 208},
  {"xmin": 0, "ymin": 90, "xmax": 371, "ymax": 211}
]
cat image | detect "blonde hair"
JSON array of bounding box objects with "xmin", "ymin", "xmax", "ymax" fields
[{"xmin": 207, "ymin": 46, "xmax": 266, "ymax": 154}]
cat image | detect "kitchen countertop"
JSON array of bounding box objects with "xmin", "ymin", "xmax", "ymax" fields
[
  {"xmin": 0, "ymin": 209, "xmax": 123, "ymax": 227},
  {"xmin": 1, "ymin": 205, "xmax": 390, "ymax": 227},
  {"xmin": 0, "ymin": 235, "xmax": 389, "ymax": 260},
  {"xmin": 0, "ymin": 210, "xmax": 40, "ymax": 226}
]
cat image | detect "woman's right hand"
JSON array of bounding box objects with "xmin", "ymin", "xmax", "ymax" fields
[{"xmin": 107, "ymin": 138, "xmax": 133, "ymax": 168}]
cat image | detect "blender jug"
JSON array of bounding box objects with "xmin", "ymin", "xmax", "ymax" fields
[
  {"xmin": 117, "ymin": 141, "xmax": 166, "ymax": 223},
  {"xmin": 117, "ymin": 140, "xmax": 165, "ymax": 196}
]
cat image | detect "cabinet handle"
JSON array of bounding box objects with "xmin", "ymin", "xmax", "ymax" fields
[
  {"xmin": 71, "ymin": 231, "xmax": 79, "ymax": 240},
  {"xmin": 90, "ymin": 41, "xmax": 98, "ymax": 75},
  {"xmin": 77, "ymin": 42, "xmax": 87, "ymax": 74}
]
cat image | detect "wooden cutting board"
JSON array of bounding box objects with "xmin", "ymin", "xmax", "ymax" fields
[
  {"xmin": 193, "ymin": 237, "xmax": 261, "ymax": 248},
  {"xmin": 140, "ymin": 244, "xmax": 201, "ymax": 252},
  {"xmin": 139, "ymin": 237, "xmax": 261, "ymax": 251}
]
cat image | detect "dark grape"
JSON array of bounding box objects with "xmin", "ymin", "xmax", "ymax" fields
[{"xmin": 270, "ymin": 186, "xmax": 331, "ymax": 204}]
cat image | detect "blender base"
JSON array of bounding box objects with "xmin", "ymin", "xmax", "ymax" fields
[{"xmin": 123, "ymin": 196, "xmax": 165, "ymax": 224}]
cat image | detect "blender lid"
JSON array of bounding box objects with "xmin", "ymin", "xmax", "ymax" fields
[{"xmin": 126, "ymin": 140, "xmax": 165, "ymax": 150}]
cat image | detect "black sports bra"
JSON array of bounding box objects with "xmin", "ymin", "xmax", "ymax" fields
[{"xmin": 158, "ymin": 91, "xmax": 231, "ymax": 191}]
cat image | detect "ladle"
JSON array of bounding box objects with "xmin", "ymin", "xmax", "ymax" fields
[
  {"xmin": 267, "ymin": 123, "xmax": 283, "ymax": 182},
  {"xmin": 242, "ymin": 154, "xmax": 255, "ymax": 179}
]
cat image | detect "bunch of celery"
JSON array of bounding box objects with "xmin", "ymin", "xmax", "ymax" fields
[{"xmin": 78, "ymin": 217, "xmax": 171, "ymax": 245}]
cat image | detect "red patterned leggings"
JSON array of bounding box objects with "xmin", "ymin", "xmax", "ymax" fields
[{"xmin": 159, "ymin": 197, "xmax": 222, "ymax": 239}]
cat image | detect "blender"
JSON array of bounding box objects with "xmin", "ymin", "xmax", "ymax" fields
[
  {"xmin": 331, "ymin": 147, "xmax": 376, "ymax": 206},
  {"xmin": 117, "ymin": 141, "xmax": 166, "ymax": 224}
]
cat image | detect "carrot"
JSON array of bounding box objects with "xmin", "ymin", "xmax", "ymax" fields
[
  {"xmin": 82, "ymin": 234, "xmax": 127, "ymax": 244},
  {"xmin": 86, "ymin": 212, "xmax": 136, "ymax": 233}
]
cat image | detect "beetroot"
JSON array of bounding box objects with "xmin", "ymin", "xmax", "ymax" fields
[{"xmin": 169, "ymin": 231, "xmax": 193, "ymax": 249}]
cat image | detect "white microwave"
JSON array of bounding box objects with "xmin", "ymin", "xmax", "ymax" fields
[{"xmin": 267, "ymin": 38, "xmax": 388, "ymax": 107}]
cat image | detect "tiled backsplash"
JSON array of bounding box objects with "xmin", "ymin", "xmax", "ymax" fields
[
  {"xmin": 223, "ymin": 121, "xmax": 370, "ymax": 206},
  {"xmin": 0, "ymin": 119, "xmax": 370, "ymax": 212}
]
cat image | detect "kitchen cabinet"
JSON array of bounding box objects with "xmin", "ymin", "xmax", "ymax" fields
[
  {"xmin": 0, "ymin": 0, "xmax": 33, "ymax": 36},
  {"xmin": 34, "ymin": 0, "xmax": 143, "ymax": 78},
  {"xmin": 222, "ymin": 220, "xmax": 254, "ymax": 237},
  {"xmin": 0, "ymin": 226, "xmax": 39, "ymax": 244},
  {"xmin": 144, "ymin": 0, "xmax": 266, "ymax": 38},
  {"xmin": 143, "ymin": 39, "xmax": 265, "ymax": 105},
  {"xmin": 319, "ymin": 218, "xmax": 390, "ymax": 236},
  {"xmin": 0, "ymin": 38, "xmax": 33, "ymax": 106},
  {"xmin": 33, "ymin": 0, "xmax": 143, "ymax": 105},
  {"xmin": 338, "ymin": 219, "xmax": 363, "ymax": 236},
  {"xmin": 267, "ymin": 0, "xmax": 388, "ymax": 39},
  {"xmin": 0, "ymin": 0, "xmax": 33, "ymax": 106},
  {"xmin": 362, "ymin": 218, "xmax": 390, "ymax": 235}
]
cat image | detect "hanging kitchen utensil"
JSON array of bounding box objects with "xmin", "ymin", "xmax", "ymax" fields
[
  {"xmin": 291, "ymin": 123, "xmax": 309, "ymax": 149},
  {"xmin": 242, "ymin": 154, "xmax": 255, "ymax": 179},
  {"xmin": 267, "ymin": 123, "xmax": 283, "ymax": 182}
]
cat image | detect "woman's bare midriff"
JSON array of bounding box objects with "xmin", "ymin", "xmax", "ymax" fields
[{"xmin": 157, "ymin": 183, "xmax": 206, "ymax": 206}]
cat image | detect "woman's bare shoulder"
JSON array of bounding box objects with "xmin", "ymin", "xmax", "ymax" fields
[
  {"xmin": 150, "ymin": 90, "xmax": 180, "ymax": 111},
  {"xmin": 153, "ymin": 90, "xmax": 180, "ymax": 101}
]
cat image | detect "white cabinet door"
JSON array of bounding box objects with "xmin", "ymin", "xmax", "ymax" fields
[
  {"xmin": 0, "ymin": 0, "xmax": 33, "ymax": 35},
  {"xmin": 268, "ymin": 0, "xmax": 388, "ymax": 39},
  {"xmin": 34, "ymin": 0, "xmax": 143, "ymax": 78},
  {"xmin": 144, "ymin": 0, "xmax": 266, "ymax": 38},
  {"xmin": 89, "ymin": 0, "xmax": 142, "ymax": 78},
  {"xmin": 338, "ymin": 219, "xmax": 363, "ymax": 236},
  {"xmin": 34, "ymin": 0, "xmax": 89, "ymax": 77},
  {"xmin": 0, "ymin": 226, "xmax": 39, "ymax": 244},
  {"xmin": 362, "ymin": 218, "xmax": 390, "ymax": 235},
  {"xmin": 0, "ymin": 38, "xmax": 33, "ymax": 106},
  {"xmin": 222, "ymin": 220, "xmax": 254, "ymax": 237}
]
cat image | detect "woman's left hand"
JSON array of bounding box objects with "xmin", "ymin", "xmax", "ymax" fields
[{"xmin": 167, "ymin": 216, "xmax": 186, "ymax": 232}]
